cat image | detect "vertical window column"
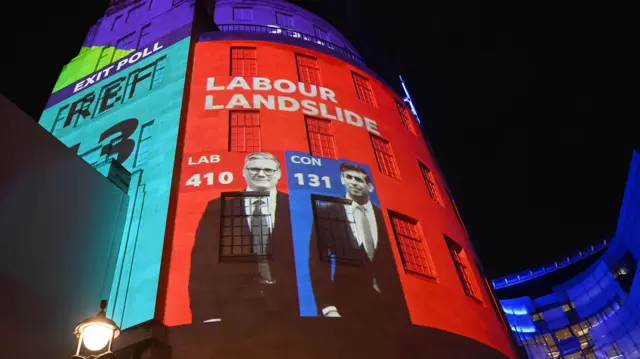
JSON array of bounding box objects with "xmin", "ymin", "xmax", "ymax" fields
[{"xmin": 135, "ymin": 121, "xmax": 154, "ymax": 167}]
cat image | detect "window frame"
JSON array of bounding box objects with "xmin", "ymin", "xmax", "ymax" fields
[
  {"xmin": 305, "ymin": 116, "xmax": 337, "ymax": 159},
  {"xmin": 370, "ymin": 134, "xmax": 401, "ymax": 179},
  {"xmin": 351, "ymin": 71, "xmax": 377, "ymax": 106},
  {"xmin": 134, "ymin": 120, "xmax": 154, "ymax": 167},
  {"xmin": 311, "ymin": 194, "xmax": 363, "ymax": 265},
  {"xmin": 232, "ymin": 6, "xmax": 254, "ymax": 21},
  {"xmin": 444, "ymin": 235, "xmax": 480, "ymax": 300},
  {"xmin": 230, "ymin": 46, "xmax": 258, "ymax": 76},
  {"xmin": 388, "ymin": 210, "xmax": 436, "ymax": 279},
  {"xmin": 295, "ymin": 53, "xmax": 322, "ymax": 85},
  {"xmin": 219, "ymin": 190, "xmax": 274, "ymax": 261},
  {"xmin": 275, "ymin": 11, "xmax": 294, "ymax": 28},
  {"xmin": 228, "ymin": 110, "xmax": 261, "ymax": 153},
  {"xmin": 395, "ymin": 99, "xmax": 417, "ymax": 135},
  {"xmin": 418, "ymin": 161, "xmax": 445, "ymax": 206}
]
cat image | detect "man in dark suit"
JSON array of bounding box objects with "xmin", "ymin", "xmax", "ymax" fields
[
  {"xmin": 189, "ymin": 152, "xmax": 298, "ymax": 324},
  {"xmin": 308, "ymin": 163, "xmax": 410, "ymax": 322}
]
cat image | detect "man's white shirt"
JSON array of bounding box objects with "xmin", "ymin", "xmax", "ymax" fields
[{"xmin": 344, "ymin": 193, "xmax": 378, "ymax": 250}]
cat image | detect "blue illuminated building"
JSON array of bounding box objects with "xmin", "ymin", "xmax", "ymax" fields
[{"xmin": 493, "ymin": 150, "xmax": 640, "ymax": 359}]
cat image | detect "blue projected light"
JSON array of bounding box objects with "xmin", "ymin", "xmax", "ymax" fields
[
  {"xmin": 511, "ymin": 325, "xmax": 536, "ymax": 333},
  {"xmin": 399, "ymin": 75, "xmax": 421, "ymax": 124},
  {"xmin": 503, "ymin": 307, "xmax": 529, "ymax": 316},
  {"xmin": 285, "ymin": 151, "xmax": 379, "ymax": 316}
]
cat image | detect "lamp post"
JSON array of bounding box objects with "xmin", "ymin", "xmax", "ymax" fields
[{"xmin": 72, "ymin": 300, "xmax": 120, "ymax": 359}]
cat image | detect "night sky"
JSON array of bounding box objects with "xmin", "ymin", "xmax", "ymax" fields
[{"xmin": 1, "ymin": 0, "xmax": 635, "ymax": 279}]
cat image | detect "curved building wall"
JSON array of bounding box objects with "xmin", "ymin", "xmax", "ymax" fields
[
  {"xmin": 500, "ymin": 151, "xmax": 640, "ymax": 359},
  {"xmin": 161, "ymin": 21, "xmax": 516, "ymax": 359}
]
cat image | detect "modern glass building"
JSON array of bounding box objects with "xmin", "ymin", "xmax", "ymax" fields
[
  {"xmin": 32, "ymin": 0, "xmax": 517, "ymax": 357},
  {"xmin": 494, "ymin": 151, "xmax": 640, "ymax": 359}
]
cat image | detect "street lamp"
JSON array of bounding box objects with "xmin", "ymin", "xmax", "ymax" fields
[{"xmin": 72, "ymin": 300, "xmax": 120, "ymax": 358}]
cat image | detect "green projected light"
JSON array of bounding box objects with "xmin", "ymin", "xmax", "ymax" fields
[{"xmin": 52, "ymin": 46, "xmax": 134, "ymax": 93}]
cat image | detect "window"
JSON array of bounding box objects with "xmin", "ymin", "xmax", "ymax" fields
[
  {"xmin": 295, "ymin": 54, "xmax": 321, "ymax": 85},
  {"xmin": 126, "ymin": 3, "xmax": 144, "ymax": 23},
  {"xmin": 554, "ymin": 328, "xmax": 573, "ymax": 341},
  {"xmin": 150, "ymin": 55, "xmax": 166, "ymax": 89},
  {"xmin": 312, "ymin": 195, "xmax": 361, "ymax": 263},
  {"xmin": 612, "ymin": 250, "xmax": 637, "ymax": 295},
  {"xmin": 111, "ymin": 14, "xmax": 124, "ymax": 31},
  {"xmin": 370, "ymin": 135, "xmax": 400, "ymax": 179},
  {"xmin": 305, "ymin": 117, "xmax": 337, "ymax": 159},
  {"xmin": 230, "ymin": 47, "xmax": 257, "ymax": 76},
  {"xmin": 419, "ymin": 162, "xmax": 444, "ymax": 206},
  {"xmin": 115, "ymin": 32, "xmax": 136, "ymax": 50},
  {"xmin": 233, "ymin": 7, "xmax": 253, "ymax": 21},
  {"xmin": 396, "ymin": 100, "xmax": 416, "ymax": 134},
  {"xmin": 352, "ymin": 72, "xmax": 377, "ymax": 106},
  {"xmin": 389, "ymin": 211, "xmax": 435, "ymax": 278},
  {"xmin": 135, "ymin": 121, "xmax": 154, "ymax": 167},
  {"xmin": 137, "ymin": 23, "xmax": 152, "ymax": 49},
  {"xmin": 314, "ymin": 25, "xmax": 329, "ymax": 41},
  {"xmin": 51, "ymin": 105, "xmax": 69, "ymax": 132},
  {"xmin": 446, "ymin": 188, "xmax": 464, "ymax": 226},
  {"xmin": 220, "ymin": 191, "xmax": 273, "ymax": 259},
  {"xmin": 275, "ymin": 12, "xmax": 294, "ymax": 28},
  {"xmin": 95, "ymin": 46, "xmax": 114, "ymax": 71},
  {"xmin": 229, "ymin": 111, "xmax": 261, "ymax": 152},
  {"xmin": 445, "ymin": 235, "xmax": 479, "ymax": 298}
]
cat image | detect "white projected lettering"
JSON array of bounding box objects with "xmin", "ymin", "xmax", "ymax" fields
[{"xmin": 203, "ymin": 77, "xmax": 380, "ymax": 135}]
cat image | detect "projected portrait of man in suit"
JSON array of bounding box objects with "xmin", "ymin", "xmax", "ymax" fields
[
  {"xmin": 189, "ymin": 152, "xmax": 298, "ymax": 324},
  {"xmin": 308, "ymin": 162, "xmax": 409, "ymax": 321}
]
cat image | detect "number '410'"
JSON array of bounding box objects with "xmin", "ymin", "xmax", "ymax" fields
[
  {"xmin": 294, "ymin": 173, "xmax": 331, "ymax": 188},
  {"xmin": 185, "ymin": 172, "xmax": 233, "ymax": 187}
]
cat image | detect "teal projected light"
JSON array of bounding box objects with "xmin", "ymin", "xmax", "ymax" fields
[{"xmin": 39, "ymin": 35, "xmax": 191, "ymax": 329}]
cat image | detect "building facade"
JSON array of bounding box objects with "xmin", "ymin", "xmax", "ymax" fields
[
  {"xmin": 36, "ymin": 0, "xmax": 517, "ymax": 357},
  {"xmin": 495, "ymin": 151, "xmax": 640, "ymax": 359}
]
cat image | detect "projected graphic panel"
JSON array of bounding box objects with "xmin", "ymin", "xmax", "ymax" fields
[
  {"xmin": 285, "ymin": 151, "xmax": 406, "ymax": 321},
  {"xmin": 39, "ymin": 33, "xmax": 192, "ymax": 329}
]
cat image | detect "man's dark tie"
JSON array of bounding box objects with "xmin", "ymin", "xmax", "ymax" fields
[{"xmin": 251, "ymin": 199, "xmax": 274, "ymax": 283}]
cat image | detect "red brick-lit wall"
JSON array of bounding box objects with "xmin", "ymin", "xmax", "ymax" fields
[{"xmin": 161, "ymin": 39, "xmax": 516, "ymax": 358}]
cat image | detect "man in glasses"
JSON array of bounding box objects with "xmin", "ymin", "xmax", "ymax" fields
[
  {"xmin": 308, "ymin": 162, "xmax": 409, "ymax": 323},
  {"xmin": 189, "ymin": 152, "xmax": 297, "ymax": 325}
]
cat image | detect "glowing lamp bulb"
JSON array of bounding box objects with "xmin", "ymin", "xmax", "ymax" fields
[{"xmin": 82, "ymin": 324, "xmax": 113, "ymax": 351}]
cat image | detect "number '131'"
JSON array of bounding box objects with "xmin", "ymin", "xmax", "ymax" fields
[{"xmin": 294, "ymin": 173, "xmax": 331, "ymax": 188}]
